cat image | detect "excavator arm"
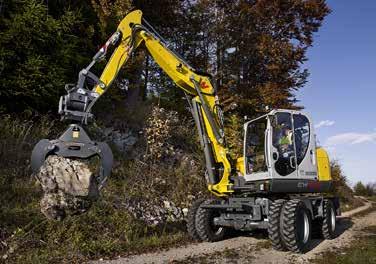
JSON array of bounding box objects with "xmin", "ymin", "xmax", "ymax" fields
[{"xmin": 36, "ymin": 10, "xmax": 234, "ymax": 196}]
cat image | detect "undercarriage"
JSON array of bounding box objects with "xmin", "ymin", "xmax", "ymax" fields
[{"xmin": 188, "ymin": 194, "xmax": 340, "ymax": 253}]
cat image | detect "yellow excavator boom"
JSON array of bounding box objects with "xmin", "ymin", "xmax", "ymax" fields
[{"xmin": 86, "ymin": 10, "xmax": 232, "ymax": 196}]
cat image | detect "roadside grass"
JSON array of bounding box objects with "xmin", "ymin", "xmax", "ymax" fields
[
  {"xmin": 351, "ymin": 204, "xmax": 376, "ymax": 218},
  {"xmin": 366, "ymin": 196, "xmax": 376, "ymax": 203},
  {"xmin": 313, "ymin": 225, "xmax": 376, "ymax": 264},
  {"xmin": 341, "ymin": 197, "xmax": 364, "ymax": 212}
]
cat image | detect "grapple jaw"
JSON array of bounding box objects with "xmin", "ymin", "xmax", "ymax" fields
[{"xmin": 31, "ymin": 124, "xmax": 113, "ymax": 189}]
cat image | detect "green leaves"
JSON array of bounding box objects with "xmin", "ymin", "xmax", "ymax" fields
[{"xmin": 0, "ymin": 0, "xmax": 95, "ymax": 113}]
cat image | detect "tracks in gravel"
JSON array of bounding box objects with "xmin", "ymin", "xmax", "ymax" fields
[{"xmin": 93, "ymin": 200, "xmax": 374, "ymax": 264}]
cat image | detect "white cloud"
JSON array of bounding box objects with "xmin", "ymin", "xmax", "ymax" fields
[
  {"xmin": 325, "ymin": 132, "xmax": 376, "ymax": 146},
  {"xmin": 315, "ymin": 120, "xmax": 335, "ymax": 129}
]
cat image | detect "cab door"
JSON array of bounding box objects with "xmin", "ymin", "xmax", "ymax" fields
[
  {"xmin": 270, "ymin": 112, "xmax": 298, "ymax": 179},
  {"xmin": 292, "ymin": 113, "xmax": 317, "ymax": 180},
  {"xmin": 243, "ymin": 116, "xmax": 269, "ymax": 182}
]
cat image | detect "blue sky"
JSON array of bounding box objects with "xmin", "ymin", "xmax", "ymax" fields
[{"xmin": 297, "ymin": 0, "xmax": 376, "ymax": 186}]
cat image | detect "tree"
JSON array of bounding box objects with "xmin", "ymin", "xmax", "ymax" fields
[
  {"xmin": 365, "ymin": 183, "xmax": 375, "ymax": 196},
  {"xmin": 0, "ymin": 0, "xmax": 331, "ymax": 120},
  {"xmin": 354, "ymin": 181, "xmax": 368, "ymax": 196},
  {"xmin": 0, "ymin": 0, "xmax": 99, "ymax": 113},
  {"xmin": 190, "ymin": 0, "xmax": 330, "ymax": 116},
  {"xmin": 355, "ymin": 182, "xmax": 375, "ymax": 196},
  {"xmin": 330, "ymin": 160, "xmax": 353, "ymax": 202}
]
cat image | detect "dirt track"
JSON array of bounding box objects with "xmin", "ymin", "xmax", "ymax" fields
[{"xmin": 93, "ymin": 200, "xmax": 374, "ymax": 264}]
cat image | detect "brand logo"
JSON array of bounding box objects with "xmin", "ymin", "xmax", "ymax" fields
[{"xmin": 200, "ymin": 81, "xmax": 210, "ymax": 89}]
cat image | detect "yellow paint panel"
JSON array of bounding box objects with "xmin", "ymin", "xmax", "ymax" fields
[
  {"xmin": 316, "ymin": 148, "xmax": 331, "ymax": 181},
  {"xmin": 236, "ymin": 157, "xmax": 245, "ymax": 176}
]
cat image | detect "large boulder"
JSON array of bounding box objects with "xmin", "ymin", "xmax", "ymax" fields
[{"xmin": 36, "ymin": 156, "xmax": 99, "ymax": 220}]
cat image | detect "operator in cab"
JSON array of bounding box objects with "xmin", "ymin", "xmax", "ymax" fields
[{"xmin": 278, "ymin": 125, "xmax": 293, "ymax": 157}]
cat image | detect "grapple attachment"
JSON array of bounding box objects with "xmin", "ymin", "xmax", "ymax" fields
[{"xmin": 31, "ymin": 124, "xmax": 113, "ymax": 190}]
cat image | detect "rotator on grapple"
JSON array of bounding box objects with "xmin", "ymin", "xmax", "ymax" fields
[{"xmin": 31, "ymin": 10, "xmax": 340, "ymax": 253}]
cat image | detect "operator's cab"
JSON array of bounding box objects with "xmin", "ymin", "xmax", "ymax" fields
[{"xmin": 239, "ymin": 109, "xmax": 331, "ymax": 193}]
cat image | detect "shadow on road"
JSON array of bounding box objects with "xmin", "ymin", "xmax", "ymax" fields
[
  {"xmin": 305, "ymin": 217, "xmax": 354, "ymax": 251},
  {"xmin": 223, "ymin": 216, "xmax": 354, "ymax": 252}
]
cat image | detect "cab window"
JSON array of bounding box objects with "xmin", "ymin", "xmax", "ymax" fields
[
  {"xmin": 272, "ymin": 112, "xmax": 295, "ymax": 176},
  {"xmin": 293, "ymin": 114, "xmax": 310, "ymax": 165}
]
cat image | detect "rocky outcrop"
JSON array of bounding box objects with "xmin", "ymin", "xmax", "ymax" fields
[
  {"xmin": 102, "ymin": 127, "xmax": 138, "ymax": 153},
  {"xmin": 124, "ymin": 197, "xmax": 187, "ymax": 226}
]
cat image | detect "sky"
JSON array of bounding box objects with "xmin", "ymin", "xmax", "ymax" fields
[{"xmin": 297, "ymin": 0, "xmax": 376, "ymax": 186}]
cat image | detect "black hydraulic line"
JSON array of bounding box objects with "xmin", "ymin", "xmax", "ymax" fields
[
  {"xmin": 191, "ymin": 100, "xmax": 218, "ymax": 184},
  {"xmin": 191, "ymin": 78, "xmax": 224, "ymax": 144}
]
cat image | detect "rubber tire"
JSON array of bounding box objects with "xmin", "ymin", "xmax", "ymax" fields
[
  {"xmin": 195, "ymin": 199, "xmax": 226, "ymax": 242},
  {"xmin": 321, "ymin": 199, "xmax": 337, "ymax": 239},
  {"xmin": 268, "ymin": 199, "xmax": 287, "ymax": 251},
  {"xmin": 281, "ymin": 199, "xmax": 312, "ymax": 253},
  {"xmin": 186, "ymin": 198, "xmax": 205, "ymax": 241}
]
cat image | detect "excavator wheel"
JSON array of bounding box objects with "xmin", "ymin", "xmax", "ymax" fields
[
  {"xmin": 195, "ymin": 199, "xmax": 226, "ymax": 242},
  {"xmin": 186, "ymin": 198, "xmax": 205, "ymax": 241},
  {"xmin": 281, "ymin": 199, "xmax": 312, "ymax": 253},
  {"xmin": 268, "ymin": 199, "xmax": 287, "ymax": 251},
  {"xmin": 321, "ymin": 199, "xmax": 337, "ymax": 239}
]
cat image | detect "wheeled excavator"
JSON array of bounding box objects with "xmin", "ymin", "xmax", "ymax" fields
[{"xmin": 31, "ymin": 10, "xmax": 340, "ymax": 253}]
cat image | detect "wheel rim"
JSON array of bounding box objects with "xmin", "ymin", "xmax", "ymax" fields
[
  {"xmin": 214, "ymin": 226, "xmax": 224, "ymax": 236},
  {"xmin": 330, "ymin": 207, "xmax": 336, "ymax": 232},
  {"xmin": 297, "ymin": 210, "xmax": 310, "ymax": 244},
  {"xmin": 210, "ymin": 211, "xmax": 223, "ymax": 236}
]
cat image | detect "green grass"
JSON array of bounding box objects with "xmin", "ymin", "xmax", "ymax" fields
[
  {"xmin": 366, "ymin": 196, "xmax": 376, "ymax": 202},
  {"xmin": 313, "ymin": 225, "xmax": 376, "ymax": 264},
  {"xmin": 0, "ymin": 179, "xmax": 191, "ymax": 263}
]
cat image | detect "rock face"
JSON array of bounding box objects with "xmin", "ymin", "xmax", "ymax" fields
[
  {"xmin": 102, "ymin": 127, "xmax": 138, "ymax": 153},
  {"xmin": 124, "ymin": 197, "xmax": 187, "ymax": 226},
  {"xmin": 36, "ymin": 156, "xmax": 99, "ymax": 220}
]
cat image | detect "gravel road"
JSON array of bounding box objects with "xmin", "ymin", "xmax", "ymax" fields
[{"xmin": 93, "ymin": 200, "xmax": 374, "ymax": 264}]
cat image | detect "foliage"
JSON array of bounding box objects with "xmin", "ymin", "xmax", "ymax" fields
[
  {"xmin": 0, "ymin": 114, "xmax": 60, "ymax": 180},
  {"xmin": 354, "ymin": 181, "xmax": 375, "ymax": 197},
  {"xmin": 144, "ymin": 106, "xmax": 180, "ymax": 160},
  {"xmin": 157, "ymin": 0, "xmax": 331, "ymax": 117},
  {"xmin": 0, "ymin": 0, "xmax": 101, "ymax": 113},
  {"xmin": 329, "ymin": 160, "xmax": 360, "ymax": 210},
  {"xmin": 1, "ymin": 0, "xmax": 330, "ymax": 117},
  {"xmin": 224, "ymin": 114, "xmax": 244, "ymax": 158}
]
